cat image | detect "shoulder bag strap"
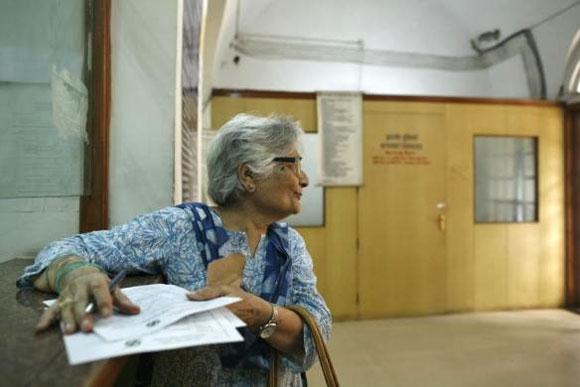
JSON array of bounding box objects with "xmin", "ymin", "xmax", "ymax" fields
[{"xmin": 268, "ymin": 305, "xmax": 339, "ymax": 387}]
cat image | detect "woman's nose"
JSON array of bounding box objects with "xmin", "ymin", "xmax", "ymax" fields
[{"xmin": 299, "ymin": 170, "xmax": 309, "ymax": 188}]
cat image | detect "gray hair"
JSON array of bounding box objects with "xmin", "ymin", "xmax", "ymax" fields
[{"xmin": 207, "ymin": 113, "xmax": 304, "ymax": 206}]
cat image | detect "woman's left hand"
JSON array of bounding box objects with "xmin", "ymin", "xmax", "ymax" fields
[{"xmin": 187, "ymin": 285, "xmax": 272, "ymax": 331}]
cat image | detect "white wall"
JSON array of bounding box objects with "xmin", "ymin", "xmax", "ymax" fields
[
  {"xmin": 487, "ymin": 55, "xmax": 530, "ymax": 98},
  {"xmin": 214, "ymin": 0, "xmax": 492, "ymax": 96},
  {"xmin": 109, "ymin": 0, "xmax": 180, "ymax": 225},
  {"xmin": 533, "ymin": 5, "xmax": 580, "ymax": 99},
  {"xmin": 213, "ymin": 0, "xmax": 580, "ymax": 99}
]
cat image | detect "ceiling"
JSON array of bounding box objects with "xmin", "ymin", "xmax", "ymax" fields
[{"xmin": 235, "ymin": 0, "xmax": 580, "ymax": 55}]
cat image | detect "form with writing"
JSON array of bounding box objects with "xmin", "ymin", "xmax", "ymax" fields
[
  {"xmin": 45, "ymin": 283, "xmax": 246, "ymax": 364},
  {"xmin": 64, "ymin": 307, "xmax": 244, "ymax": 365},
  {"xmin": 92, "ymin": 284, "xmax": 241, "ymax": 341}
]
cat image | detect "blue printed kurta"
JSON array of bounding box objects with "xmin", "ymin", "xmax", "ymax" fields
[{"xmin": 17, "ymin": 206, "xmax": 331, "ymax": 387}]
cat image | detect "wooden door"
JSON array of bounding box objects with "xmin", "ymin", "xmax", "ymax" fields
[{"xmin": 358, "ymin": 102, "xmax": 447, "ymax": 317}]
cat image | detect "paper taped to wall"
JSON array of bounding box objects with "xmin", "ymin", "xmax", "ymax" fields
[{"xmin": 51, "ymin": 66, "xmax": 88, "ymax": 141}]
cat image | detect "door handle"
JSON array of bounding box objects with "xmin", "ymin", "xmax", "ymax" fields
[{"xmin": 438, "ymin": 214, "xmax": 446, "ymax": 231}]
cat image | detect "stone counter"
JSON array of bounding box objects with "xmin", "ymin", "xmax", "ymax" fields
[{"xmin": 0, "ymin": 259, "xmax": 160, "ymax": 387}]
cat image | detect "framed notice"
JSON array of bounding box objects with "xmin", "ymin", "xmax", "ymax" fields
[{"xmin": 317, "ymin": 92, "xmax": 363, "ymax": 186}]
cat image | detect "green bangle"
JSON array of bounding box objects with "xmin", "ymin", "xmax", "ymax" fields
[{"xmin": 54, "ymin": 261, "xmax": 106, "ymax": 294}]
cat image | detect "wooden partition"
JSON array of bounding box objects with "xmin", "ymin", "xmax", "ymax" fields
[
  {"xmin": 447, "ymin": 104, "xmax": 564, "ymax": 312},
  {"xmin": 211, "ymin": 91, "xmax": 564, "ymax": 320}
]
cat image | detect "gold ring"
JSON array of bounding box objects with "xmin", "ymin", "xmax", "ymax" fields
[{"xmin": 58, "ymin": 298, "xmax": 74, "ymax": 309}]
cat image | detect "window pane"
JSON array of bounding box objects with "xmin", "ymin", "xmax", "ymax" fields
[
  {"xmin": 474, "ymin": 136, "xmax": 538, "ymax": 223},
  {"xmin": 0, "ymin": 0, "xmax": 88, "ymax": 198}
]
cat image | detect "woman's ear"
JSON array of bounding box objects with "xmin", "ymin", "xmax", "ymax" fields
[{"xmin": 239, "ymin": 164, "xmax": 256, "ymax": 192}]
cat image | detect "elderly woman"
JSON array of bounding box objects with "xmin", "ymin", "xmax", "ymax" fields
[{"xmin": 17, "ymin": 114, "xmax": 331, "ymax": 386}]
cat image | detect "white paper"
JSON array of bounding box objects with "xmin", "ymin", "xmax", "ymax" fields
[
  {"xmin": 63, "ymin": 308, "xmax": 244, "ymax": 365},
  {"xmin": 51, "ymin": 66, "xmax": 88, "ymax": 141},
  {"xmin": 317, "ymin": 92, "xmax": 363, "ymax": 186},
  {"xmin": 211, "ymin": 306, "xmax": 246, "ymax": 328},
  {"xmin": 91, "ymin": 284, "xmax": 240, "ymax": 341},
  {"xmin": 43, "ymin": 300, "xmax": 247, "ymax": 328},
  {"xmin": 44, "ymin": 284, "xmax": 242, "ymax": 341}
]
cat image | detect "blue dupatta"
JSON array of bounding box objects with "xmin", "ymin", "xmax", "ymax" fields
[{"xmin": 176, "ymin": 202, "xmax": 293, "ymax": 370}]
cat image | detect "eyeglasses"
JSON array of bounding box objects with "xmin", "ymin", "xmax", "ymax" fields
[{"xmin": 272, "ymin": 156, "xmax": 303, "ymax": 176}]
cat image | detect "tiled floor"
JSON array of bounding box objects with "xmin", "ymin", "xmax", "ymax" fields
[{"xmin": 306, "ymin": 309, "xmax": 580, "ymax": 387}]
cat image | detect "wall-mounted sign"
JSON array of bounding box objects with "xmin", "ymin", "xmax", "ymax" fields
[
  {"xmin": 372, "ymin": 131, "xmax": 430, "ymax": 166},
  {"xmin": 317, "ymin": 92, "xmax": 363, "ymax": 186}
]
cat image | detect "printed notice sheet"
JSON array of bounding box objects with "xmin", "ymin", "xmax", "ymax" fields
[
  {"xmin": 64, "ymin": 308, "xmax": 244, "ymax": 365},
  {"xmin": 317, "ymin": 92, "xmax": 363, "ymax": 186}
]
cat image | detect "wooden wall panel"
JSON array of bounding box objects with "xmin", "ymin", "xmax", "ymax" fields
[
  {"xmin": 447, "ymin": 104, "xmax": 508, "ymax": 311},
  {"xmin": 536, "ymin": 108, "xmax": 565, "ymax": 306},
  {"xmin": 211, "ymin": 96, "xmax": 317, "ymax": 132},
  {"xmin": 319, "ymin": 187, "xmax": 358, "ymax": 319},
  {"xmin": 507, "ymin": 224, "xmax": 541, "ymax": 307},
  {"xmin": 506, "ymin": 106, "xmax": 565, "ymax": 307},
  {"xmin": 444, "ymin": 105, "xmax": 475, "ymax": 312},
  {"xmin": 471, "ymin": 105, "xmax": 514, "ymax": 311},
  {"xmin": 473, "ymin": 224, "xmax": 510, "ymax": 309}
]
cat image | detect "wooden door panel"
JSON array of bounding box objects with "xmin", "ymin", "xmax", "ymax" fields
[{"xmin": 359, "ymin": 103, "xmax": 447, "ymax": 317}]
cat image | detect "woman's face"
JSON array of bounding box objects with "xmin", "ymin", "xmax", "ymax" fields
[{"xmin": 251, "ymin": 146, "xmax": 309, "ymax": 220}]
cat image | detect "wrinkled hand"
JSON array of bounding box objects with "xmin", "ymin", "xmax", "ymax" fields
[
  {"xmin": 36, "ymin": 267, "xmax": 140, "ymax": 334},
  {"xmin": 187, "ymin": 285, "xmax": 271, "ymax": 331}
]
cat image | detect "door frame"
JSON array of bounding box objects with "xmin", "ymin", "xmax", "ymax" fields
[
  {"xmin": 565, "ymin": 101, "xmax": 580, "ymax": 306},
  {"xmin": 80, "ymin": 0, "xmax": 111, "ymax": 232}
]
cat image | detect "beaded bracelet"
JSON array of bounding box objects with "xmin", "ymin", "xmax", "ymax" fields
[{"xmin": 54, "ymin": 261, "xmax": 106, "ymax": 294}]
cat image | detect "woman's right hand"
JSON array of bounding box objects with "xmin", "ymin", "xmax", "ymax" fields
[{"xmin": 36, "ymin": 265, "xmax": 140, "ymax": 334}]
